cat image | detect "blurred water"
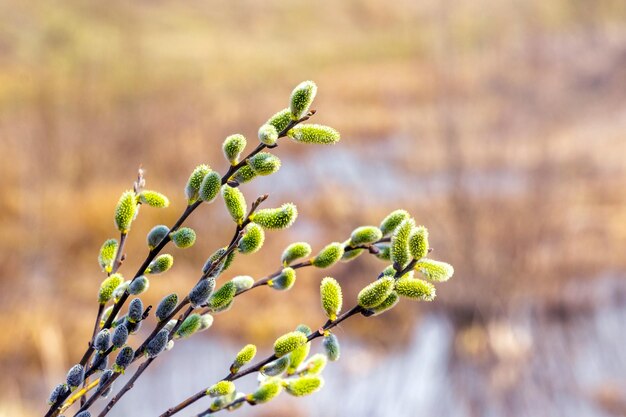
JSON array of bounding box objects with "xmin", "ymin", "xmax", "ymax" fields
[{"xmin": 100, "ymin": 277, "xmax": 626, "ymax": 417}]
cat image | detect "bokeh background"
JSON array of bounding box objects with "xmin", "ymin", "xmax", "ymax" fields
[{"xmin": 1, "ymin": 0, "xmax": 626, "ymax": 416}]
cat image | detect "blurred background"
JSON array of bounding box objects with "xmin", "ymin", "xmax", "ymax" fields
[{"xmin": 1, "ymin": 0, "xmax": 626, "ymax": 416}]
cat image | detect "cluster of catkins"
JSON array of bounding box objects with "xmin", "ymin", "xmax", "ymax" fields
[{"xmin": 45, "ymin": 81, "xmax": 453, "ymax": 417}]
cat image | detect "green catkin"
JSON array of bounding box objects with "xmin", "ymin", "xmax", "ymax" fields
[
  {"xmin": 170, "ymin": 227, "xmax": 196, "ymax": 249},
  {"xmin": 156, "ymin": 293, "xmax": 178, "ymax": 321},
  {"xmin": 301, "ymin": 353, "xmax": 327, "ymax": 375},
  {"xmin": 238, "ymin": 223, "xmax": 265, "ymax": 254},
  {"xmin": 185, "ymin": 164, "xmax": 211, "ymax": 204},
  {"xmin": 232, "ymin": 165, "xmax": 257, "ymax": 184},
  {"xmin": 207, "ymin": 381, "xmax": 236, "ymax": 397},
  {"xmin": 129, "ymin": 275, "xmax": 149, "ymax": 295},
  {"xmin": 258, "ymin": 124, "xmax": 278, "ymax": 146},
  {"xmin": 138, "ymin": 190, "xmax": 169, "ymax": 208},
  {"xmin": 357, "ymin": 276, "xmax": 395, "ymax": 308},
  {"xmin": 287, "ymin": 124, "xmax": 340, "ymax": 145},
  {"xmin": 290, "ymin": 80, "xmax": 317, "ymax": 119},
  {"xmin": 260, "ymin": 356, "xmax": 289, "ymax": 376},
  {"xmin": 114, "ymin": 191, "xmax": 137, "ymax": 233},
  {"xmin": 312, "ymin": 242, "xmax": 344, "ymax": 268},
  {"xmin": 374, "ymin": 243, "xmax": 391, "ymax": 261},
  {"xmin": 266, "ymin": 108, "xmax": 292, "ymax": 133},
  {"xmin": 379, "ymin": 209, "xmax": 410, "ymax": 236},
  {"xmin": 251, "ymin": 203, "xmax": 298, "ymax": 230},
  {"xmin": 341, "ymin": 240, "xmax": 364, "ymax": 262},
  {"xmin": 281, "ymin": 242, "xmax": 312, "ymax": 266},
  {"xmin": 414, "ymin": 259, "xmax": 455, "ymax": 282},
  {"xmin": 395, "ymin": 278, "xmax": 436, "ymax": 301},
  {"xmin": 350, "ymin": 226, "xmax": 383, "ymax": 246},
  {"xmin": 320, "ymin": 277, "xmax": 343, "ymax": 320},
  {"xmin": 287, "ymin": 326, "xmax": 311, "ymax": 375},
  {"xmin": 207, "ymin": 281, "xmax": 237, "ymax": 312},
  {"xmin": 222, "ymin": 134, "xmax": 247, "ymax": 165},
  {"xmin": 99, "ymin": 274, "xmax": 124, "ymax": 304},
  {"xmin": 247, "ymin": 380, "xmax": 282, "ymax": 404},
  {"xmin": 390, "ymin": 218, "xmax": 415, "ymax": 268},
  {"xmin": 322, "ymin": 333, "xmax": 340, "ymax": 361},
  {"xmin": 230, "ymin": 344, "xmax": 257, "ymax": 373},
  {"xmin": 198, "ymin": 314, "xmax": 214, "ymax": 331},
  {"xmin": 409, "ymin": 226, "xmax": 429, "ymax": 260},
  {"xmin": 248, "ymin": 152, "xmax": 281, "ymax": 176},
  {"xmin": 98, "ymin": 239, "xmax": 118, "ymax": 273},
  {"xmin": 369, "ymin": 291, "xmax": 400, "ymax": 316},
  {"xmin": 268, "ymin": 267, "xmax": 296, "ymax": 290},
  {"xmin": 176, "ymin": 314, "xmax": 202, "ymax": 338},
  {"xmin": 230, "ymin": 276, "xmax": 255, "ymax": 293},
  {"xmin": 273, "ymin": 331, "xmax": 308, "ymax": 357},
  {"xmin": 146, "ymin": 225, "xmax": 169, "ymax": 250},
  {"xmin": 285, "ymin": 376, "xmax": 324, "ymax": 397},
  {"xmin": 221, "ymin": 185, "xmax": 247, "ymax": 224},
  {"xmin": 147, "ymin": 254, "xmax": 174, "ymax": 274},
  {"xmin": 199, "ymin": 171, "xmax": 221, "ymax": 203}
]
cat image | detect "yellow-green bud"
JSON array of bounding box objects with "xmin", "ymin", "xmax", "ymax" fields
[
  {"xmin": 128, "ymin": 275, "xmax": 150, "ymax": 295},
  {"xmin": 395, "ymin": 278, "xmax": 436, "ymax": 301},
  {"xmin": 322, "ymin": 333, "xmax": 340, "ymax": 361},
  {"xmin": 320, "ymin": 277, "xmax": 342, "ymax": 320},
  {"xmin": 248, "ymin": 152, "xmax": 281, "ymax": 176},
  {"xmin": 357, "ymin": 276, "xmax": 395, "ymax": 308},
  {"xmin": 409, "ymin": 226, "xmax": 429, "ymax": 260},
  {"xmin": 287, "ymin": 326, "xmax": 311, "ymax": 375},
  {"xmin": 230, "ymin": 276, "xmax": 255, "ymax": 293},
  {"xmin": 273, "ymin": 331, "xmax": 308, "ymax": 357},
  {"xmin": 222, "ymin": 134, "xmax": 247, "ymax": 165},
  {"xmin": 281, "ymin": 242, "xmax": 312, "ymax": 266},
  {"xmin": 390, "ymin": 218, "xmax": 415, "ymax": 268},
  {"xmin": 379, "ymin": 209, "xmax": 410, "ymax": 237},
  {"xmin": 176, "ymin": 314, "xmax": 202, "ymax": 338},
  {"xmin": 199, "ymin": 171, "xmax": 221, "ymax": 203},
  {"xmin": 207, "ymin": 381, "xmax": 236, "ymax": 397},
  {"xmin": 350, "ymin": 226, "xmax": 383, "ymax": 246},
  {"xmin": 341, "ymin": 241, "xmax": 364, "ymax": 262},
  {"xmin": 374, "ymin": 243, "xmax": 391, "ymax": 261},
  {"xmin": 98, "ymin": 239, "xmax": 118, "ymax": 273},
  {"xmin": 114, "ymin": 190, "xmax": 137, "ymax": 234},
  {"xmin": 138, "ymin": 190, "xmax": 169, "ymax": 208},
  {"xmin": 232, "ymin": 165, "xmax": 257, "ymax": 184},
  {"xmin": 261, "ymin": 356, "xmax": 289, "ymax": 376},
  {"xmin": 156, "ymin": 293, "xmax": 178, "ymax": 321},
  {"xmin": 100, "ymin": 306, "xmax": 116, "ymax": 328},
  {"xmin": 266, "ymin": 108, "xmax": 292, "ymax": 133},
  {"xmin": 251, "ymin": 203, "xmax": 297, "ymax": 230},
  {"xmin": 285, "ymin": 375, "xmax": 324, "ymax": 397},
  {"xmin": 221, "ymin": 185, "xmax": 247, "ymax": 224},
  {"xmin": 99, "ymin": 273, "xmax": 124, "ymax": 304},
  {"xmin": 288, "ymin": 124, "xmax": 340, "ymax": 145},
  {"xmin": 247, "ymin": 380, "xmax": 282, "ymax": 404},
  {"xmin": 147, "ymin": 254, "xmax": 174, "ymax": 274},
  {"xmin": 238, "ymin": 223, "xmax": 265, "ymax": 254},
  {"xmin": 208, "ymin": 281, "xmax": 237, "ymax": 312},
  {"xmin": 414, "ymin": 259, "xmax": 454, "ymax": 282},
  {"xmin": 147, "ymin": 225, "xmax": 169, "ymax": 250},
  {"xmin": 258, "ymin": 124, "xmax": 278, "ymax": 146},
  {"xmin": 290, "ymin": 80, "xmax": 317, "ymax": 119},
  {"xmin": 268, "ymin": 267, "xmax": 296, "ymax": 291},
  {"xmin": 312, "ymin": 242, "xmax": 344, "ymax": 268},
  {"xmin": 230, "ymin": 344, "xmax": 257, "ymax": 373},
  {"xmin": 301, "ymin": 353, "xmax": 327, "ymax": 375},
  {"xmin": 369, "ymin": 291, "xmax": 400, "ymax": 316},
  {"xmin": 185, "ymin": 164, "xmax": 211, "ymax": 204},
  {"xmin": 170, "ymin": 227, "xmax": 196, "ymax": 249}
]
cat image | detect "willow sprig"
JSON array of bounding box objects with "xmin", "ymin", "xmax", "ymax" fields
[{"xmin": 43, "ymin": 81, "xmax": 454, "ymax": 417}]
